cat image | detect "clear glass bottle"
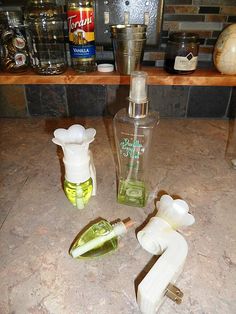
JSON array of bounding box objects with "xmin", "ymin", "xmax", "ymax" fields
[
  {"xmin": 0, "ymin": 7, "xmax": 29, "ymax": 72},
  {"xmin": 113, "ymin": 71, "xmax": 159, "ymax": 207},
  {"xmin": 67, "ymin": 0, "xmax": 96, "ymax": 72},
  {"xmin": 70, "ymin": 218, "xmax": 134, "ymax": 259},
  {"xmin": 25, "ymin": 0, "xmax": 67, "ymax": 75}
]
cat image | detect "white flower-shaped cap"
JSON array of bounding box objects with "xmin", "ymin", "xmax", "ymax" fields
[
  {"xmin": 52, "ymin": 124, "xmax": 96, "ymax": 147},
  {"xmin": 52, "ymin": 124, "xmax": 97, "ymax": 184},
  {"xmin": 157, "ymin": 195, "xmax": 195, "ymax": 229}
]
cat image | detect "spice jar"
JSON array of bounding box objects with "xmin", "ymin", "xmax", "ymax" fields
[
  {"xmin": 0, "ymin": 7, "xmax": 29, "ymax": 73},
  {"xmin": 164, "ymin": 32, "xmax": 199, "ymax": 74},
  {"xmin": 25, "ymin": 0, "xmax": 67, "ymax": 75}
]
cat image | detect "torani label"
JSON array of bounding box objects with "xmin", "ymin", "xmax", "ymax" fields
[{"xmin": 67, "ymin": 8, "xmax": 95, "ymax": 59}]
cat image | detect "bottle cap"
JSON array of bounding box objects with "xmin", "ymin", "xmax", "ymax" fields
[{"xmin": 97, "ymin": 63, "xmax": 114, "ymax": 72}]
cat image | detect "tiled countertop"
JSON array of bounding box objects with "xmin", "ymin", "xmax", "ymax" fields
[{"xmin": 0, "ymin": 118, "xmax": 235, "ymax": 314}]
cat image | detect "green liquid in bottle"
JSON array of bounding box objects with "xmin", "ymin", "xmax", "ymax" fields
[
  {"xmin": 117, "ymin": 179, "xmax": 147, "ymax": 207},
  {"xmin": 70, "ymin": 220, "xmax": 118, "ymax": 259},
  {"xmin": 64, "ymin": 178, "xmax": 93, "ymax": 209}
]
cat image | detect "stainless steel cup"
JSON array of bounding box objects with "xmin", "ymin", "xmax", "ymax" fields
[
  {"xmin": 110, "ymin": 24, "xmax": 147, "ymax": 35},
  {"xmin": 110, "ymin": 24, "xmax": 147, "ymax": 75}
]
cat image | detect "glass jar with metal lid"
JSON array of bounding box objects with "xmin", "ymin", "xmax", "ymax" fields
[
  {"xmin": 164, "ymin": 32, "xmax": 200, "ymax": 74},
  {"xmin": 0, "ymin": 6, "xmax": 29, "ymax": 72}
]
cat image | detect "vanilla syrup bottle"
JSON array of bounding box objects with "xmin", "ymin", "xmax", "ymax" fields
[
  {"xmin": 67, "ymin": 0, "xmax": 96, "ymax": 72},
  {"xmin": 113, "ymin": 71, "xmax": 159, "ymax": 207}
]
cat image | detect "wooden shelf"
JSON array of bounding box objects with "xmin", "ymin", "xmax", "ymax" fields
[{"xmin": 0, "ymin": 67, "xmax": 235, "ymax": 86}]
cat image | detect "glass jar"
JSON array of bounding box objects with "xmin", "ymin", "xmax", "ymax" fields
[
  {"xmin": 164, "ymin": 32, "xmax": 200, "ymax": 74},
  {"xmin": 0, "ymin": 7, "xmax": 29, "ymax": 72},
  {"xmin": 25, "ymin": 0, "xmax": 67, "ymax": 75}
]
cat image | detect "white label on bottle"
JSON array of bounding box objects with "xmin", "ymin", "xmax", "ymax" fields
[{"xmin": 174, "ymin": 53, "xmax": 198, "ymax": 71}]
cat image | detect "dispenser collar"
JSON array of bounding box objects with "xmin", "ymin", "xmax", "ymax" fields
[{"xmin": 128, "ymin": 100, "xmax": 149, "ymax": 118}]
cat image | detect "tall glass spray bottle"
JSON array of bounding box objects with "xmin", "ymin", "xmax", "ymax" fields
[{"xmin": 113, "ymin": 71, "xmax": 159, "ymax": 207}]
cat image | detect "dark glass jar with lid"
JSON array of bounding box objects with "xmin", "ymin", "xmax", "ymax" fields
[
  {"xmin": 164, "ymin": 32, "xmax": 200, "ymax": 74},
  {"xmin": 0, "ymin": 6, "xmax": 29, "ymax": 72}
]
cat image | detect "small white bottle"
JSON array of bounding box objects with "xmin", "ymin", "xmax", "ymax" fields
[{"xmin": 113, "ymin": 71, "xmax": 159, "ymax": 207}]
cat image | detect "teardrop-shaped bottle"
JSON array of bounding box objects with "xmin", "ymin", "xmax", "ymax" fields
[
  {"xmin": 70, "ymin": 220, "xmax": 118, "ymax": 259},
  {"xmin": 70, "ymin": 219, "xmax": 134, "ymax": 259}
]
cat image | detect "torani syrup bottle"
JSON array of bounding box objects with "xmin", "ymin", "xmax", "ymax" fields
[{"xmin": 67, "ymin": 0, "xmax": 96, "ymax": 72}]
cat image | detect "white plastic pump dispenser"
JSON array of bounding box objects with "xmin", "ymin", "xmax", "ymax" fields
[
  {"xmin": 137, "ymin": 195, "xmax": 195, "ymax": 314},
  {"xmin": 52, "ymin": 124, "xmax": 96, "ymax": 209},
  {"xmin": 129, "ymin": 71, "xmax": 148, "ymax": 104},
  {"xmin": 128, "ymin": 71, "xmax": 149, "ymax": 118}
]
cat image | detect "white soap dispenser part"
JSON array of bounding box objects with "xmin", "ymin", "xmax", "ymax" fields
[
  {"xmin": 52, "ymin": 124, "xmax": 96, "ymax": 209},
  {"xmin": 137, "ymin": 194, "xmax": 195, "ymax": 314}
]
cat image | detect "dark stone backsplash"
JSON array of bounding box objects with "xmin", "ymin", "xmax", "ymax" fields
[
  {"xmin": 25, "ymin": 85, "xmax": 68, "ymax": 116},
  {"xmin": 0, "ymin": 84, "xmax": 234, "ymax": 119}
]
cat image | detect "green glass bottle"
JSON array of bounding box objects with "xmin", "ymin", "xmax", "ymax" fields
[
  {"xmin": 64, "ymin": 178, "xmax": 93, "ymax": 209},
  {"xmin": 117, "ymin": 179, "xmax": 146, "ymax": 207},
  {"xmin": 70, "ymin": 219, "xmax": 134, "ymax": 259}
]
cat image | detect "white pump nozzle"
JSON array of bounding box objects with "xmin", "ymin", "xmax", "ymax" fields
[
  {"xmin": 128, "ymin": 71, "xmax": 149, "ymax": 118},
  {"xmin": 129, "ymin": 71, "xmax": 148, "ymax": 104}
]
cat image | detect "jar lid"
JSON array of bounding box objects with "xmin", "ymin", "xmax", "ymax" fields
[
  {"xmin": 97, "ymin": 63, "xmax": 114, "ymax": 72},
  {"xmin": 169, "ymin": 32, "xmax": 199, "ymax": 43}
]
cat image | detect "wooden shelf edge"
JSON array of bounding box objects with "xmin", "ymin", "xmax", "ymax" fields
[{"xmin": 0, "ymin": 67, "xmax": 235, "ymax": 86}]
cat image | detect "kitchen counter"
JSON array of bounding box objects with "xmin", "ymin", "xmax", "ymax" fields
[{"xmin": 0, "ymin": 117, "xmax": 235, "ymax": 314}]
